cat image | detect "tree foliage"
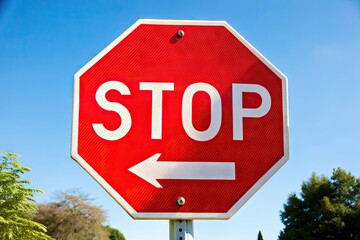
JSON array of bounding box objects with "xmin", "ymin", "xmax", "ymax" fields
[
  {"xmin": 0, "ymin": 150, "xmax": 53, "ymax": 240},
  {"xmin": 279, "ymin": 168, "xmax": 360, "ymax": 240},
  {"xmin": 257, "ymin": 230, "xmax": 264, "ymax": 240},
  {"xmin": 105, "ymin": 225, "xmax": 126, "ymax": 240},
  {"xmin": 33, "ymin": 190, "xmax": 125, "ymax": 240}
]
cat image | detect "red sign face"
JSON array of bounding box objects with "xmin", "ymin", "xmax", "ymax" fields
[{"xmin": 71, "ymin": 20, "xmax": 289, "ymax": 219}]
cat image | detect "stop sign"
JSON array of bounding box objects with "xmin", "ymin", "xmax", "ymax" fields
[{"xmin": 71, "ymin": 19, "xmax": 289, "ymax": 219}]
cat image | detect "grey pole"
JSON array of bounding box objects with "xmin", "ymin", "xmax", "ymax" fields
[{"xmin": 169, "ymin": 220, "xmax": 194, "ymax": 240}]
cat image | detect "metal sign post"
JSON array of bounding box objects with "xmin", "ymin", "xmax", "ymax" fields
[{"xmin": 170, "ymin": 220, "xmax": 194, "ymax": 240}]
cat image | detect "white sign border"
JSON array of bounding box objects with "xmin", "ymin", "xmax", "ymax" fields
[{"xmin": 71, "ymin": 19, "xmax": 289, "ymax": 220}]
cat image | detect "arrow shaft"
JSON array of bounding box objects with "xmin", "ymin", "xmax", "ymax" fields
[{"xmin": 156, "ymin": 161, "xmax": 235, "ymax": 180}]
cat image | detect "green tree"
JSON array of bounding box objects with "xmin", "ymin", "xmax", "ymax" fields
[
  {"xmin": 279, "ymin": 168, "xmax": 360, "ymax": 240},
  {"xmin": 34, "ymin": 190, "xmax": 111, "ymax": 240},
  {"xmin": 105, "ymin": 225, "xmax": 126, "ymax": 240},
  {"xmin": 257, "ymin": 230, "xmax": 264, "ymax": 240},
  {"xmin": 0, "ymin": 150, "xmax": 53, "ymax": 240}
]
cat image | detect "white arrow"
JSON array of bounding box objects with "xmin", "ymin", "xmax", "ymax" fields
[{"xmin": 128, "ymin": 153, "xmax": 236, "ymax": 188}]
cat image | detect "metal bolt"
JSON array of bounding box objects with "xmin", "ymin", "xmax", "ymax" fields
[
  {"xmin": 177, "ymin": 30, "xmax": 185, "ymax": 38},
  {"xmin": 177, "ymin": 197, "xmax": 185, "ymax": 206}
]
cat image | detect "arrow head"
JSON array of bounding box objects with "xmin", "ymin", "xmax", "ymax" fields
[{"xmin": 128, "ymin": 153, "xmax": 163, "ymax": 188}]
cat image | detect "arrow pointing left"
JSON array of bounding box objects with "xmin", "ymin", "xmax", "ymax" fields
[{"xmin": 128, "ymin": 153, "xmax": 236, "ymax": 188}]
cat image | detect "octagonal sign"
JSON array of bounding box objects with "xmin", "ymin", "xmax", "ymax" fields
[{"xmin": 71, "ymin": 19, "xmax": 289, "ymax": 219}]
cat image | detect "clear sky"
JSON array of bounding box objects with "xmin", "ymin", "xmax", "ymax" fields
[{"xmin": 1, "ymin": 0, "xmax": 360, "ymax": 239}]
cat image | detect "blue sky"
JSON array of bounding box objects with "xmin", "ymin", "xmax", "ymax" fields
[{"xmin": 1, "ymin": 0, "xmax": 360, "ymax": 239}]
